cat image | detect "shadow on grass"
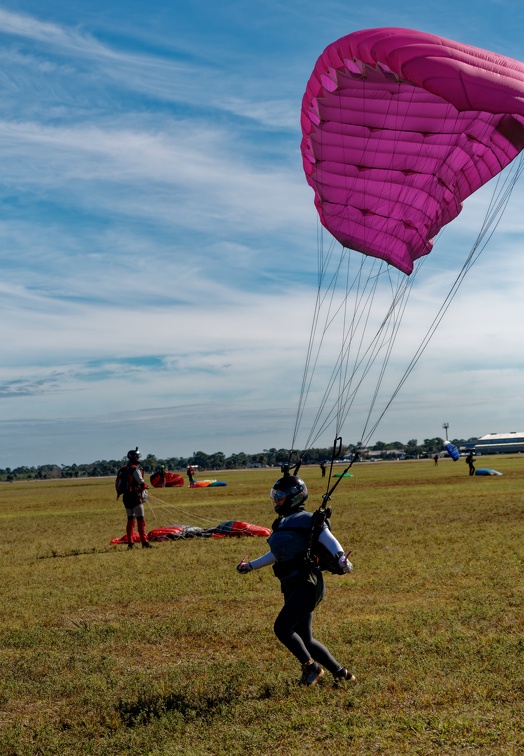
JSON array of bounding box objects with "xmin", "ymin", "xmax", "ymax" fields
[
  {"xmin": 117, "ymin": 676, "xmax": 292, "ymax": 728},
  {"xmin": 36, "ymin": 547, "xmax": 111, "ymax": 559}
]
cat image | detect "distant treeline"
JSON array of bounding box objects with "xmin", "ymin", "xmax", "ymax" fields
[{"xmin": 0, "ymin": 436, "xmax": 477, "ymax": 481}]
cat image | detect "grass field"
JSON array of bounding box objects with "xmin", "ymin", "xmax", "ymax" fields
[{"xmin": 1, "ymin": 457, "xmax": 523, "ymax": 755}]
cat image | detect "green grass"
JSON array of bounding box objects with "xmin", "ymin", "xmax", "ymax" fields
[{"xmin": 0, "ymin": 459, "xmax": 523, "ymax": 754}]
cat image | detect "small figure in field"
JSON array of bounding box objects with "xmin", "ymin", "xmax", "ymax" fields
[
  {"xmin": 465, "ymin": 452, "xmax": 476, "ymax": 476},
  {"xmin": 320, "ymin": 461, "xmax": 326, "ymax": 478},
  {"xmin": 157, "ymin": 465, "xmax": 166, "ymax": 487},
  {"xmin": 236, "ymin": 468, "xmax": 355, "ymax": 688},
  {"xmin": 116, "ymin": 448, "xmax": 152, "ymax": 549},
  {"xmin": 433, "ymin": 454, "xmax": 439, "ymax": 466},
  {"xmin": 187, "ymin": 464, "xmax": 195, "ymax": 487}
]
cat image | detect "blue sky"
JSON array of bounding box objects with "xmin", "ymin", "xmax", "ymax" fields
[{"xmin": 1, "ymin": 0, "xmax": 524, "ymax": 467}]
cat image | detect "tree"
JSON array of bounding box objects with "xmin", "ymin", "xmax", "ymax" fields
[
  {"xmin": 143, "ymin": 454, "xmax": 158, "ymax": 473},
  {"xmin": 405, "ymin": 439, "xmax": 420, "ymax": 457},
  {"xmin": 422, "ymin": 437, "xmax": 444, "ymax": 455}
]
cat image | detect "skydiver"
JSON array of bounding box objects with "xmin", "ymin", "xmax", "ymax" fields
[
  {"xmin": 236, "ymin": 470, "xmax": 355, "ymax": 687},
  {"xmin": 119, "ymin": 448, "xmax": 153, "ymax": 549}
]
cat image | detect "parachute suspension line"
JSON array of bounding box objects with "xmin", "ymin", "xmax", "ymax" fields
[
  {"xmin": 292, "ymin": 227, "xmax": 426, "ymax": 456},
  {"xmin": 355, "ymin": 264, "xmax": 420, "ymax": 443},
  {"xmin": 323, "ymin": 434, "xmax": 342, "ymax": 496},
  {"xmin": 311, "ymin": 257, "xmax": 384, "ymax": 444},
  {"xmin": 292, "ymin": 232, "xmax": 380, "ymax": 451},
  {"xmin": 147, "ymin": 492, "xmax": 221, "ymax": 527},
  {"xmin": 322, "ymin": 436, "xmax": 361, "ymax": 509},
  {"xmin": 314, "ymin": 253, "xmax": 374, "ymax": 429},
  {"xmin": 291, "ymin": 228, "xmax": 342, "ymax": 450},
  {"xmin": 294, "ymin": 255, "xmax": 423, "ymax": 458},
  {"xmin": 144, "ymin": 494, "xmax": 160, "ymax": 523},
  {"xmin": 335, "ymin": 250, "xmax": 355, "ymax": 437},
  {"xmin": 309, "ymin": 257, "xmax": 419, "ymax": 449},
  {"xmin": 360, "ymin": 152, "xmax": 524, "ymax": 448},
  {"xmin": 293, "ymin": 251, "xmax": 381, "ymax": 452}
]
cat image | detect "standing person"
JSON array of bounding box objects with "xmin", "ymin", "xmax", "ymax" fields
[
  {"xmin": 186, "ymin": 464, "xmax": 195, "ymax": 487},
  {"xmin": 116, "ymin": 448, "xmax": 153, "ymax": 549},
  {"xmin": 236, "ymin": 469, "xmax": 355, "ymax": 687},
  {"xmin": 433, "ymin": 454, "xmax": 439, "ymax": 466},
  {"xmin": 320, "ymin": 461, "xmax": 326, "ymax": 478},
  {"xmin": 465, "ymin": 452, "xmax": 476, "ymax": 476}
]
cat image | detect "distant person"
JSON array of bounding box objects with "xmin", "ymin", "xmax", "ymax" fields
[
  {"xmin": 116, "ymin": 448, "xmax": 152, "ymax": 549},
  {"xmin": 187, "ymin": 464, "xmax": 195, "ymax": 487},
  {"xmin": 236, "ymin": 469, "xmax": 355, "ymax": 688},
  {"xmin": 320, "ymin": 461, "xmax": 326, "ymax": 478},
  {"xmin": 433, "ymin": 454, "xmax": 439, "ymax": 466},
  {"xmin": 465, "ymin": 452, "xmax": 476, "ymax": 476}
]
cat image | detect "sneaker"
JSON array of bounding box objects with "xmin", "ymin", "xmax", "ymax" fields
[
  {"xmin": 300, "ymin": 661, "xmax": 325, "ymax": 687},
  {"xmin": 142, "ymin": 542, "xmax": 153, "ymax": 549},
  {"xmin": 333, "ymin": 667, "xmax": 356, "ymax": 687},
  {"xmin": 127, "ymin": 543, "xmax": 134, "ymax": 550}
]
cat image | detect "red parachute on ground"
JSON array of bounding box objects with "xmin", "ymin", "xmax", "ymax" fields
[
  {"xmin": 110, "ymin": 521, "xmax": 271, "ymax": 545},
  {"xmin": 149, "ymin": 470, "xmax": 185, "ymax": 488}
]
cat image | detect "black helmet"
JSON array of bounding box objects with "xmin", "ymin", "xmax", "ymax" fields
[
  {"xmin": 270, "ymin": 474, "xmax": 308, "ymax": 514},
  {"xmin": 127, "ymin": 447, "xmax": 141, "ymax": 463}
]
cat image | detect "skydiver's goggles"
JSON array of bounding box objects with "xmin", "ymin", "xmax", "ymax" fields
[{"xmin": 270, "ymin": 489, "xmax": 288, "ymax": 510}]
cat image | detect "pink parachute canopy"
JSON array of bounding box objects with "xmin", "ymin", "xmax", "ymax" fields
[{"xmin": 301, "ymin": 28, "xmax": 524, "ymax": 274}]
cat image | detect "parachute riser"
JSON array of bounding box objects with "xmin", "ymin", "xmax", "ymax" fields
[
  {"xmin": 281, "ymin": 450, "xmax": 303, "ymax": 478},
  {"xmin": 321, "ymin": 437, "xmax": 360, "ymax": 511}
]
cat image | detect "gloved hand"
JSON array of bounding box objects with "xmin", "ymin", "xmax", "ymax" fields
[
  {"xmin": 338, "ymin": 553, "xmax": 353, "ymax": 574},
  {"xmin": 236, "ymin": 560, "xmax": 253, "ymax": 574}
]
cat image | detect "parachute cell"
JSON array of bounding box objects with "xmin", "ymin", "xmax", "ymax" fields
[{"xmin": 301, "ymin": 27, "xmax": 524, "ymax": 274}]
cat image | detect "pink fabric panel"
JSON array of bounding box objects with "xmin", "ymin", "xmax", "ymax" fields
[{"xmin": 301, "ymin": 28, "xmax": 524, "ymax": 274}]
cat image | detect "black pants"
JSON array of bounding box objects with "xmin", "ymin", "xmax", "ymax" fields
[{"xmin": 273, "ymin": 580, "xmax": 342, "ymax": 674}]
